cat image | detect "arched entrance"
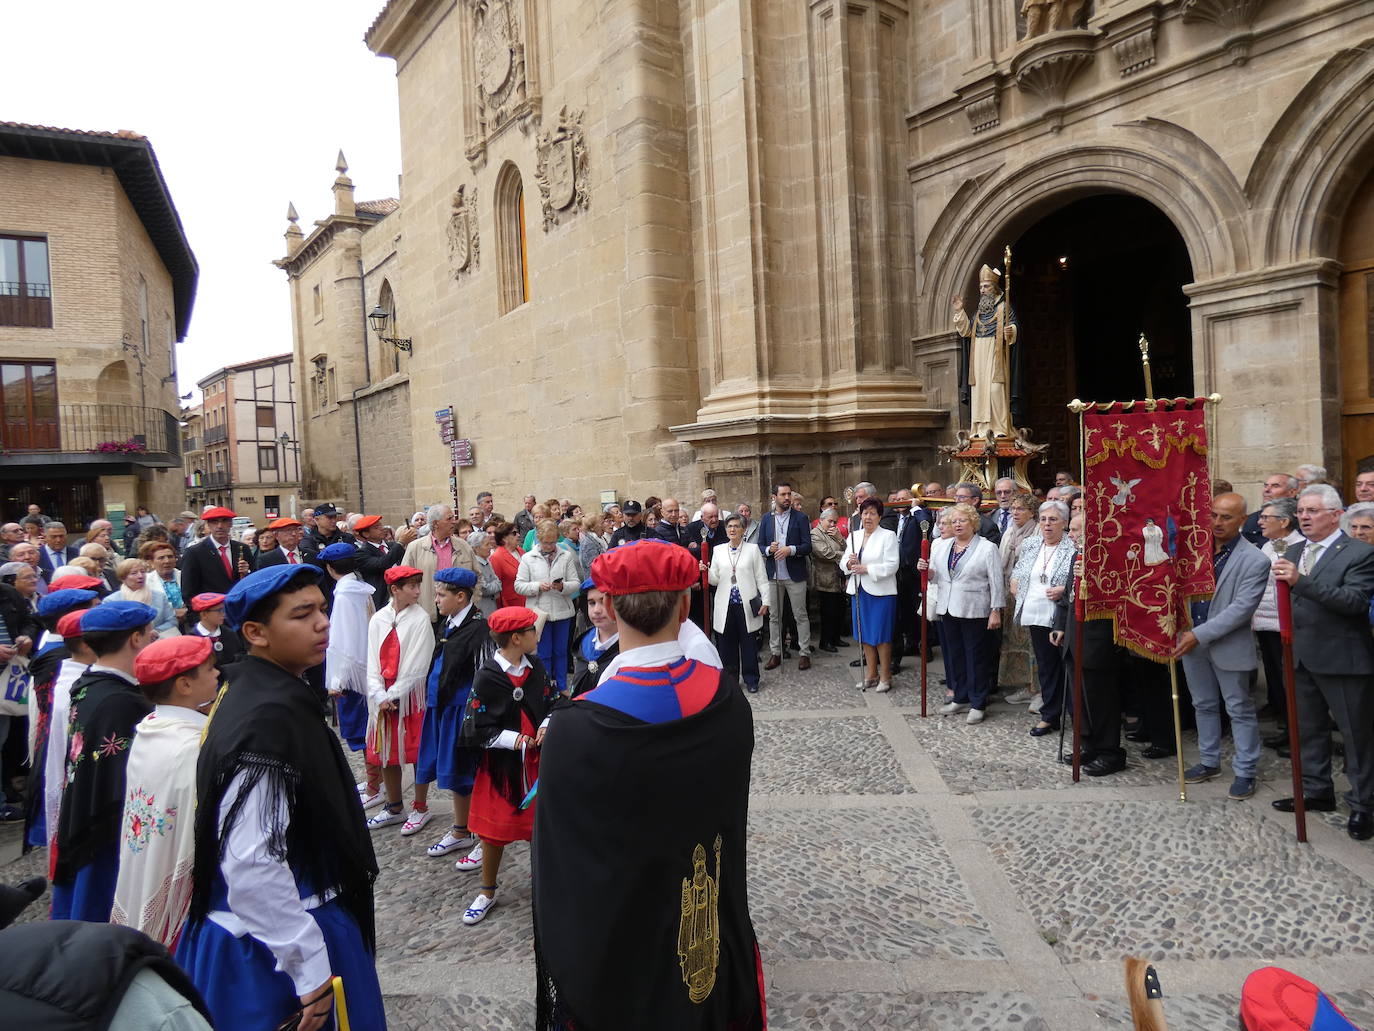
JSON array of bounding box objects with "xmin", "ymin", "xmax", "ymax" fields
[
  {"xmin": 1338, "ymin": 165, "xmax": 1374, "ymax": 489},
  {"xmin": 968, "ymin": 194, "xmax": 1195, "ymax": 483}
]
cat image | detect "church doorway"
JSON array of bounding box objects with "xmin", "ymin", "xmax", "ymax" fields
[
  {"xmin": 1338, "ymin": 165, "xmax": 1374, "ymax": 492},
  {"xmin": 971, "ymin": 194, "xmax": 1195, "ymax": 485}
]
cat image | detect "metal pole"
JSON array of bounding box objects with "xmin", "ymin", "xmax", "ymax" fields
[
  {"xmin": 1273, "ymin": 538, "xmax": 1307, "ymax": 842},
  {"xmin": 918, "ymin": 520, "xmax": 930, "ymax": 717},
  {"xmin": 1168, "ymin": 658, "xmax": 1187, "ymax": 803}
]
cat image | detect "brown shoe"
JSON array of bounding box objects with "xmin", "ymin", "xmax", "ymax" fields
[
  {"xmin": 764, "ymin": 654, "xmax": 782, "ymax": 671},
  {"xmin": 798, "ymin": 656, "xmax": 811, "ymax": 671}
]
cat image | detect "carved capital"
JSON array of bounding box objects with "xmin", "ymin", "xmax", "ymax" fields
[
  {"xmin": 955, "ymin": 75, "xmax": 1002, "ymax": 134},
  {"xmin": 1011, "ymin": 30, "xmax": 1097, "ymax": 131},
  {"xmin": 1180, "ymin": 0, "xmax": 1270, "ymax": 65},
  {"xmin": 535, "ymin": 106, "xmax": 589, "ymax": 231},
  {"xmin": 1101, "ymin": 5, "xmax": 1158, "ymax": 76}
]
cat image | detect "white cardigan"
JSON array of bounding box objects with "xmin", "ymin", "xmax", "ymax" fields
[
  {"xmin": 928, "ymin": 535, "xmax": 1004, "ymax": 619},
  {"xmin": 841, "ymin": 526, "xmax": 899, "ymax": 596},
  {"xmin": 708, "ymin": 542, "xmax": 770, "ymax": 633},
  {"xmin": 515, "ymin": 546, "xmax": 581, "ymax": 621}
]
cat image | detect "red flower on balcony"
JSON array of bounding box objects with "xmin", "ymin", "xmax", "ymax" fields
[{"xmin": 90, "ymin": 438, "xmax": 148, "ymax": 454}]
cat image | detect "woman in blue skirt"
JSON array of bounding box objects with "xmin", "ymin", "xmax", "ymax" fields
[{"xmin": 842, "ymin": 497, "xmax": 900, "ymax": 692}]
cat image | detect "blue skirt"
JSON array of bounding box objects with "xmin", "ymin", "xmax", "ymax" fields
[
  {"xmin": 176, "ymin": 899, "xmax": 386, "ymax": 1031},
  {"xmin": 337, "ymin": 691, "xmax": 368, "ymax": 751},
  {"xmin": 852, "ymin": 589, "xmax": 896, "ymax": 646},
  {"xmin": 415, "ymin": 688, "xmax": 477, "ymax": 794},
  {"xmin": 50, "ymin": 842, "xmax": 119, "ymax": 923}
]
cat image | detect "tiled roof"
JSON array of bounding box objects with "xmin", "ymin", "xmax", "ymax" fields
[
  {"xmin": 0, "ymin": 120, "xmax": 147, "ymax": 141},
  {"xmin": 357, "ymin": 198, "xmax": 400, "ymax": 216}
]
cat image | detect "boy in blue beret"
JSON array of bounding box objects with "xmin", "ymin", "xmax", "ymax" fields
[
  {"xmin": 52, "ymin": 600, "xmax": 158, "ymax": 923},
  {"xmin": 177, "ymin": 564, "xmax": 384, "ymax": 1031}
]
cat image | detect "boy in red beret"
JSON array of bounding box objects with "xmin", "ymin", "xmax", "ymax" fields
[
  {"xmin": 532, "ymin": 539, "xmax": 764, "ymax": 1030},
  {"xmin": 458, "ymin": 605, "xmax": 553, "ymax": 925},
  {"xmin": 111, "ymin": 635, "xmax": 219, "ymax": 947},
  {"xmin": 186, "ymin": 593, "xmax": 243, "ymax": 674}
]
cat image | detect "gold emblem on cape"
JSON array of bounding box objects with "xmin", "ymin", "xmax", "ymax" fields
[{"xmin": 677, "ymin": 834, "xmax": 723, "ymax": 1003}]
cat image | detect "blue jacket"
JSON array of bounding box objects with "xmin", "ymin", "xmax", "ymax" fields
[{"xmin": 755, "ymin": 508, "xmax": 812, "ymax": 581}]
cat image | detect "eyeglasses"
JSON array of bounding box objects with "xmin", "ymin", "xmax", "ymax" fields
[{"xmin": 1256, "ymin": 514, "xmax": 1283, "ymax": 521}]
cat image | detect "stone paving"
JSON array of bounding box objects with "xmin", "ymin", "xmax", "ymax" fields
[{"xmin": 6, "ymin": 643, "xmax": 1374, "ymax": 1029}]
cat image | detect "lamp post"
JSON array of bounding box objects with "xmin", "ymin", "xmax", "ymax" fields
[
  {"xmin": 278, "ymin": 431, "xmax": 300, "ymax": 484},
  {"xmin": 367, "ymin": 305, "xmax": 412, "ymax": 352}
]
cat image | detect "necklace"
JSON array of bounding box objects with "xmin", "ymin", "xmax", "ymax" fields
[
  {"xmin": 948, "ymin": 539, "xmax": 971, "ymax": 573},
  {"xmin": 1037, "ymin": 538, "xmax": 1062, "ymax": 584}
]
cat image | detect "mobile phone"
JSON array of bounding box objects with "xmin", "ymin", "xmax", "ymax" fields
[{"xmin": 553, "ymin": 578, "xmax": 563, "ymax": 586}]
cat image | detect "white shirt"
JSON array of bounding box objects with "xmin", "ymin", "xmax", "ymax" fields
[
  {"xmin": 772, "ymin": 510, "xmax": 793, "ymax": 581},
  {"xmin": 596, "ymin": 621, "xmax": 722, "ymax": 686},
  {"xmin": 489, "ymin": 650, "xmax": 534, "ymax": 749},
  {"xmin": 1302, "ymin": 528, "xmax": 1343, "ymax": 572},
  {"xmin": 88, "ymin": 663, "xmax": 139, "ymax": 687},
  {"xmin": 447, "ymin": 601, "xmax": 475, "ymax": 631}
]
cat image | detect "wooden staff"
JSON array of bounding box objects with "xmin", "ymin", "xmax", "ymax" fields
[
  {"xmin": 844, "ymin": 487, "xmax": 866, "ymax": 690},
  {"xmin": 1068, "ymin": 399, "xmax": 1089, "ymax": 782},
  {"xmin": 699, "ymin": 524, "xmax": 711, "ymax": 620},
  {"xmin": 1272, "ymin": 537, "xmax": 1308, "ymax": 843},
  {"xmin": 919, "ymin": 520, "xmax": 930, "ymax": 717}
]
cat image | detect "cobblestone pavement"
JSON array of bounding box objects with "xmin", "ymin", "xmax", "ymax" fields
[{"xmin": 6, "ymin": 644, "xmax": 1374, "ymax": 1029}]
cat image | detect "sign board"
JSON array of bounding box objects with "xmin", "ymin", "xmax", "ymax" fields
[
  {"xmin": 452, "ymin": 438, "xmax": 475, "ymax": 467},
  {"xmin": 599, "ymin": 489, "xmax": 618, "ymax": 506}
]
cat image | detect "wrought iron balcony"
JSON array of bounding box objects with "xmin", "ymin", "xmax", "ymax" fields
[
  {"xmin": 1, "ymin": 403, "xmax": 181, "ymax": 468},
  {"xmin": 204, "ymin": 424, "xmax": 228, "ymax": 445}
]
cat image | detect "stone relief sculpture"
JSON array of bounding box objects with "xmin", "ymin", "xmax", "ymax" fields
[
  {"xmin": 447, "ymin": 185, "xmax": 479, "ymax": 276},
  {"xmin": 1021, "ymin": 0, "xmax": 1091, "ymax": 38},
  {"xmin": 535, "ymin": 106, "xmax": 589, "ymax": 231},
  {"xmin": 465, "ymin": 0, "xmax": 539, "ymax": 164}
]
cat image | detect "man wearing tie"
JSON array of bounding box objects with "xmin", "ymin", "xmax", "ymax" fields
[
  {"xmin": 1271, "ymin": 484, "xmax": 1374, "ymax": 840},
  {"xmin": 893, "ymin": 489, "xmax": 932, "ymax": 674},
  {"xmin": 354, "ymin": 514, "xmax": 406, "ymax": 608},
  {"xmin": 992, "ymin": 478, "xmax": 1017, "ymax": 537},
  {"xmin": 36, "ymin": 522, "xmax": 79, "ymax": 580},
  {"xmin": 254, "ymin": 518, "xmax": 307, "ymax": 569},
  {"xmin": 178, "ymin": 507, "xmax": 250, "ymax": 600}
]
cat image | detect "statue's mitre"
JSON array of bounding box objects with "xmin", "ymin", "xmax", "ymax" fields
[{"xmin": 978, "ymin": 264, "xmax": 1002, "ymax": 284}]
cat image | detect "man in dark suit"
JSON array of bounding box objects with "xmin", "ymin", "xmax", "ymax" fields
[
  {"xmin": 353, "ymin": 515, "xmax": 404, "ymax": 608},
  {"xmin": 893, "ymin": 489, "xmax": 934, "ymax": 674},
  {"xmin": 951, "ymin": 483, "xmax": 1002, "ymax": 546},
  {"xmin": 178, "ymin": 507, "xmax": 250, "ymax": 601},
  {"xmin": 36, "ymin": 522, "xmax": 79, "ymax": 579},
  {"xmin": 685, "ymin": 502, "xmax": 728, "ymax": 632},
  {"xmin": 1271, "ymin": 484, "xmax": 1374, "ymax": 840},
  {"xmin": 299, "ymin": 502, "xmax": 354, "ymax": 560},
  {"xmin": 653, "ymin": 498, "xmax": 690, "ymax": 547},
  {"xmin": 756, "ymin": 483, "xmax": 813, "ymax": 671},
  {"xmin": 1241, "ymin": 472, "xmax": 1297, "ymax": 545},
  {"xmin": 253, "ymin": 518, "xmax": 306, "ymax": 569}
]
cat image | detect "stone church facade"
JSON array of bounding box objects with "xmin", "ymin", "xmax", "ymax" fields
[{"xmin": 307, "ymin": 0, "xmax": 1374, "ymax": 515}]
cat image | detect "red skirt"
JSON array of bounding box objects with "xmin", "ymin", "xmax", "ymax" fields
[
  {"xmin": 366, "ymin": 707, "xmax": 425, "ymax": 768},
  {"xmin": 469, "ymin": 711, "xmax": 540, "ymax": 846}
]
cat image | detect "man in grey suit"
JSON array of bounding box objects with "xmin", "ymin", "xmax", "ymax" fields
[
  {"xmin": 1173, "ymin": 493, "xmax": 1271, "ymax": 799},
  {"xmin": 1271, "ymin": 484, "xmax": 1374, "ymax": 841}
]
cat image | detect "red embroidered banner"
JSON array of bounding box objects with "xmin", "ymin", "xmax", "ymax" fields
[{"xmin": 1082, "ymin": 399, "xmax": 1215, "ymax": 662}]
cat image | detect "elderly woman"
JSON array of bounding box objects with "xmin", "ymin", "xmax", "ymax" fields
[
  {"xmin": 488, "ymin": 522, "xmax": 525, "ymax": 608},
  {"xmin": 114, "ymin": 558, "xmax": 179, "ymax": 637},
  {"xmin": 0, "ymin": 561, "xmax": 40, "ymax": 654},
  {"xmin": 521, "ymin": 505, "xmax": 553, "ymax": 552},
  {"xmin": 467, "ymin": 530, "xmax": 501, "ymax": 617},
  {"xmin": 810, "ymin": 507, "xmax": 848, "ymax": 652},
  {"xmin": 1011, "ymin": 500, "xmax": 1075, "ymax": 736},
  {"xmin": 998, "ymin": 493, "xmax": 1039, "ymax": 704},
  {"xmin": 708, "ymin": 513, "xmax": 770, "ymax": 692},
  {"xmin": 1252, "ymin": 497, "xmax": 1304, "ymax": 724},
  {"xmin": 843, "ymin": 497, "xmax": 900, "ymax": 693},
  {"xmin": 921, "ymin": 502, "xmax": 1003, "ymax": 722},
  {"xmin": 516, "ymin": 520, "xmax": 581, "ymax": 693},
  {"xmin": 578, "ymin": 511, "xmax": 610, "ymax": 580},
  {"xmin": 141, "ymin": 541, "xmax": 186, "ymax": 627}
]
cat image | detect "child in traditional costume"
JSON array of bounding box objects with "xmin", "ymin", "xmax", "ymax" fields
[
  {"xmin": 51, "ymin": 600, "xmax": 158, "ymax": 922},
  {"xmin": 319, "ymin": 542, "xmax": 375, "ymax": 795},
  {"xmin": 364, "ymin": 565, "xmax": 436, "ymax": 834},
  {"xmin": 569, "ymin": 577, "xmax": 618, "ymax": 698},
  {"xmin": 532, "ymin": 539, "xmax": 765, "ymax": 1030},
  {"xmin": 416, "ymin": 567, "xmax": 488, "ymax": 867},
  {"xmin": 178, "ymin": 563, "xmax": 384, "ymax": 1031},
  {"xmin": 185, "ymin": 592, "xmax": 243, "ymax": 674},
  {"xmin": 111, "ymin": 635, "xmax": 219, "ymax": 948},
  {"xmin": 459, "ymin": 605, "xmax": 554, "ymax": 925}
]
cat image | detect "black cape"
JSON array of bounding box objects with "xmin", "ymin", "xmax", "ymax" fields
[
  {"xmin": 461, "ymin": 654, "xmax": 554, "ymax": 808},
  {"xmin": 569, "ymin": 628, "xmax": 618, "ymax": 699},
  {"xmin": 189, "ymin": 655, "xmax": 378, "ymax": 950},
  {"xmin": 532, "ymin": 672, "xmax": 764, "ymax": 1031},
  {"xmin": 433, "ymin": 606, "xmax": 490, "ymax": 707},
  {"xmin": 54, "ymin": 670, "xmax": 152, "ymax": 883}
]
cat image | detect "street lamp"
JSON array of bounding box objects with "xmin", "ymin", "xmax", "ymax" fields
[
  {"xmin": 368, "ymin": 305, "xmax": 412, "ymax": 353},
  {"xmin": 278, "ymin": 432, "xmax": 299, "ymax": 481}
]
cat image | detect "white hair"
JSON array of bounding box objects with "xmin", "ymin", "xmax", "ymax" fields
[
  {"xmin": 1341, "ymin": 502, "xmax": 1374, "ymax": 531},
  {"xmin": 1299, "ymin": 484, "xmax": 1343, "ymax": 511},
  {"xmin": 1296, "ymin": 464, "xmax": 1328, "ymax": 482},
  {"xmin": 1038, "ymin": 500, "xmax": 1070, "ymax": 523},
  {"xmin": 425, "ymin": 503, "xmax": 452, "ymax": 527}
]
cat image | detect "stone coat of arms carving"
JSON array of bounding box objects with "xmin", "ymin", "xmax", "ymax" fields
[
  {"xmin": 447, "ymin": 185, "xmax": 479, "ymax": 276},
  {"xmin": 535, "ymin": 106, "xmax": 589, "ymax": 231}
]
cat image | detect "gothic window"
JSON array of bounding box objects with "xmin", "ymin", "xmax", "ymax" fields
[
  {"xmin": 378, "ymin": 279, "xmax": 400, "ymax": 376},
  {"xmin": 496, "ymin": 162, "xmax": 529, "ymax": 314}
]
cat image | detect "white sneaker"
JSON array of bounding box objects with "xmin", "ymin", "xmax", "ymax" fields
[
  {"xmin": 874, "ymin": 681, "xmax": 892, "ymax": 694},
  {"xmin": 1028, "ymin": 695, "xmax": 1043, "ymax": 714},
  {"xmin": 1004, "ymin": 688, "xmax": 1033, "ymax": 704},
  {"xmin": 359, "ymin": 789, "xmax": 385, "ymax": 811},
  {"xmin": 455, "ymin": 843, "xmax": 484, "ymax": 872},
  {"xmin": 399, "ymin": 808, "xmax": 433, "ymax": 837},
  {"xmin": 427, "ymin": 829, "xmax": 476, "ymax": 857},
  {"xmin": 940, "ymin": 701, "xmax": 970, "ymax": 715},
  {"xmin": 966, "ymin": 708, "xmax": 985, "ymax": 724},
  {"xmin": 366, "ymin": 805, "xmax": 405, "ymax": 830},
  {"xmin": 462, "ymin": 892, "xmax": 497, "ymax": 925}
]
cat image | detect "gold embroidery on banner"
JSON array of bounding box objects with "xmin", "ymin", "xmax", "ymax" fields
[{"xmin": 678, "ymin": 834, "xmax": 722, "ymax": 1003}]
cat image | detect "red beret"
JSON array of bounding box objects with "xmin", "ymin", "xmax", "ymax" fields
[
  {"xmin": 56, "ymin": 611, "xmax": 87, "ymax": 639},
  {"xmin": 489, "ymin": 606, "xmax": 538, "ymax": 634},
  {"xmin": 202, "ymin": 506, "xmax": 236, "ymax": 520},
  {"xmin": 49, "ymin": 574, "xmax": 105, "ymax": 593},
  {"xmin": 384, "ymin": 565, "xmax": 424, "ymax": 585},
  {"xmin": 266, "ymin": 517, "xmax": 302, "ymax": 530},
  {"xmin": 190, "ymin": 592, "xmax": 226, "ymax": 612},
  {"xmin": 354, "ymin": 514, "xmax": 382, "ymax": 531},
  {"xmin": 591, "ymin": 539, "xmax": 699, "ymax": 595},
  {"xmin": 135, "ymin": 635, "xmax": 214, "ymax": 685}
]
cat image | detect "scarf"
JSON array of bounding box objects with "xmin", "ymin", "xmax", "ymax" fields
[
  {"xmin": 326, "ymin": 576, "xmax": 375, "ymax": 695},
  {"xmin": 364, "ymin": 602, "xmax": 435, "ymax": 765}
]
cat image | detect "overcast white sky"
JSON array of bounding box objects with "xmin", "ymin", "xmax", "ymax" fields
[{"xmin": 5, "ymin": 0, "xmax": 402, "ymax": 398}]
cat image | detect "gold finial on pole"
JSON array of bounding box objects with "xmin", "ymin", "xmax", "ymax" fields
[{"xmin": 1138, "ymin": 333, "xmax": 1154, "ymax": 400}]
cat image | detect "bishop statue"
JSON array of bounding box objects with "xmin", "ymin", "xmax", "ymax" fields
[{"xmin": 953, "ymin": 263, "xmax": 1023, "ymax": 440}]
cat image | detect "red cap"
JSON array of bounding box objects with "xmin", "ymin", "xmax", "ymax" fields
[
  {"xmin": 266, "ymin": 517, "xmax": 302, "ymax": 530},
  {"xmin": 49, "ymin": 574, "xmax": 105, "ymax": 593},
  {"xmin": 190, "ymin": 592, "xmax": 226, "ymax": 613},
  {"xmin": 135, "ymin": 635, "xmax": 214, "ymax": 685},
  {"xmin": 591, "ymin": 539, "xmax": 699, "ymax": 595},
  {"xmin": 489, "ymin": 606, "xmax": 538, "ymax": 633},
  {"xmin": 354, "ymin": 514, "xmax": 382, "ymax": 531},
  {"xmin": 56, "ymin": 611, "xmax": 87, "ymax": 639},
  {"xmin": 202, "ymin": 506, "xmax": 236, "ymax": 520},
  {"xmin": 384, "ymin": 565, "xmax": 424, "ymax": 585},
  {"xmin": 1240, "ymin": 967, "xmax": 1361, "ymax": 1031}
]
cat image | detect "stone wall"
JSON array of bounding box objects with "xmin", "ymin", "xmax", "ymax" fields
[{"xmin": 355, "ymin": 378, "xmax": 416, "ymax": 526}]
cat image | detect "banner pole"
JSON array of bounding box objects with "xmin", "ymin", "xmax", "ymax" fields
[
  {"xmin": 1273, "ymin": 538, "xmax": 1307, "ymax": 842},
  {"xmin": 919, "ymin": 520, "xmax": 930, "ymax": 717},
  {"xmin": 1168, "ymin": 657, "xmax": 1188, "ymax": 803},
  {"xmin": 1138, "ymin": 334, "xmax": 1154, "ymax": 399},
  {"xmin": 1068, "ymin": 399, "xmax": 1089, "ymax": 781}
]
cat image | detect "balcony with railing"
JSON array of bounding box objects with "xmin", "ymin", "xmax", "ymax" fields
[
  {"xmin": 204, "ymin": 471, "xmax": 229, "ymax": 487},
  {"xmin": 204, "ymin": 424, "xmax": 228, "ymax": 445},
  {"xmin": 0, "ymin": 280, "xmax": 53, "ymax": 329},
  {"xmin": 1, "ymin": 403, "xmax": 182, "ymax": 469}
]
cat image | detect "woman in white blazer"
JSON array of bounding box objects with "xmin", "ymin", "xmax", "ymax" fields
[
  {"xmin": 842, "ymin": 498, "xmax": 900, "ymax": 693},
  {"xmin": 709, "ymin": 514, "xmax": 770, "ymax": 692},
  {"xmin": 919, "ymin": 502, "xmax": 1003, "ymax": 723}
]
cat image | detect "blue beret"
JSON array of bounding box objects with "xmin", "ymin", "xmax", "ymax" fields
[
  {"xmin": 318, "ymin": 542, "xmax": 358, "ymax": 563},
  {"xmin": 435, "ymin": 567, "xmax": 478, "ymax": 589},
  {"xmin": 37, "ymin": 589, "xmax": 99, "ymax": 618},
  {"xmin": 79, "ymin": 600, "xmax": 157, "ymax": 632},
  {"xmin": 580, "ymin": 576, "xmax": 596, "ymax": 593},
  {"xmin": 223, "ymin": 564, "xmax": 321, "ymax": 630}
]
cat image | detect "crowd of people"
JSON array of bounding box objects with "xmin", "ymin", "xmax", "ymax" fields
[{"xmin": 0, "ymin": 457, "xmax": 1372, "ymax": 1027}]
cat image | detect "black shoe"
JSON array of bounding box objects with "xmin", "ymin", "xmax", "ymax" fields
[
  {"xmin": 836, "ymin": 639, "xmax": 851, "ymax": 648},
  {"xmin": 745, "ymin": 682, "xmax": 760, "ymax": 694},
  {"xmin": 1263, "ymin": 732, "xmax": 1289, "ymax": 749},
  {"xmin": 1029, "ymin": 722, "xmax": 1058, "ymax": 737},
  {"xmin": 849, "ymin": 658, "xmax": 864, "ymax": 667},
  {"xmin": 1084, "ymin": 754, "xmax": 1128, "ymax": 777},
  {"xmin": 1272, "ymin": 795, "xmax": 1337, "ymax": 813},
  {"xmin": 890, "ymin": 662, "xmax": 903, "ymax": 675},
  {"xmin": 1349, "ymin": 812, "xmax": 1373, "ymax": 840},
  {"xmin": 1140, "ymin": 745, "xmax": 1176, "ymax": 759},
  {"xmin": 1124, "ymin": 729, "xmax": 1150, "ymax": 743},
  {"xmin": 819, "ymin": 644, "xmax": 838, "ymax": 653},
  {"xmin": 1058, "ymin": 748, "xmax": 1098, "ymax": 766}
]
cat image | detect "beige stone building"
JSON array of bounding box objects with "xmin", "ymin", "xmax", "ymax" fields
[
  {"xmin": 0, "ymin": 122, "xmax": 196, "ymax": 529},
  {"xmin": 275, "ymin": 155, "xmax": 416, "ymax": 525},
  {"xmin": 325, "ymin": 1, "xmax": 1374, "ymax": 510}
]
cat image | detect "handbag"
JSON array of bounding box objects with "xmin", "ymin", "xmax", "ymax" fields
[
  {"xmin": 749, "ymin": 594, "xmax": 763, "ymax": 618},
  {"xmin": 0, "ymin": 657, "xmax": 29, "ymax": 717}
]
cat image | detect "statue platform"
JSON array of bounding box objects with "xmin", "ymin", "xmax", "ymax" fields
[{"xmin": 937, "ymin": 430, "xmax": 1050, "ymax": 492}]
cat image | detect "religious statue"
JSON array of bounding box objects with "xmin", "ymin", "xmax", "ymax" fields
[
  {"xmin": 1142, "ymin": 518, "xmax": 1169, "ymax": 566},
  {"xmin": 677, "ymin": 836, "xmax": 722, "ymax": 1003},
  {"xmin": 1022, "ymin": 0, "xmax": 1090, "ymax": 38},
  {"xmin": 953, "ymin": 262, "xmax": 1022, "ymax": 440}
]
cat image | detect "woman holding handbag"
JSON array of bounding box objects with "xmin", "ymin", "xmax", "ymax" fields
[{"xmin": 708, "ymin": 514, "xmax": 770, "ymax": 693}]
